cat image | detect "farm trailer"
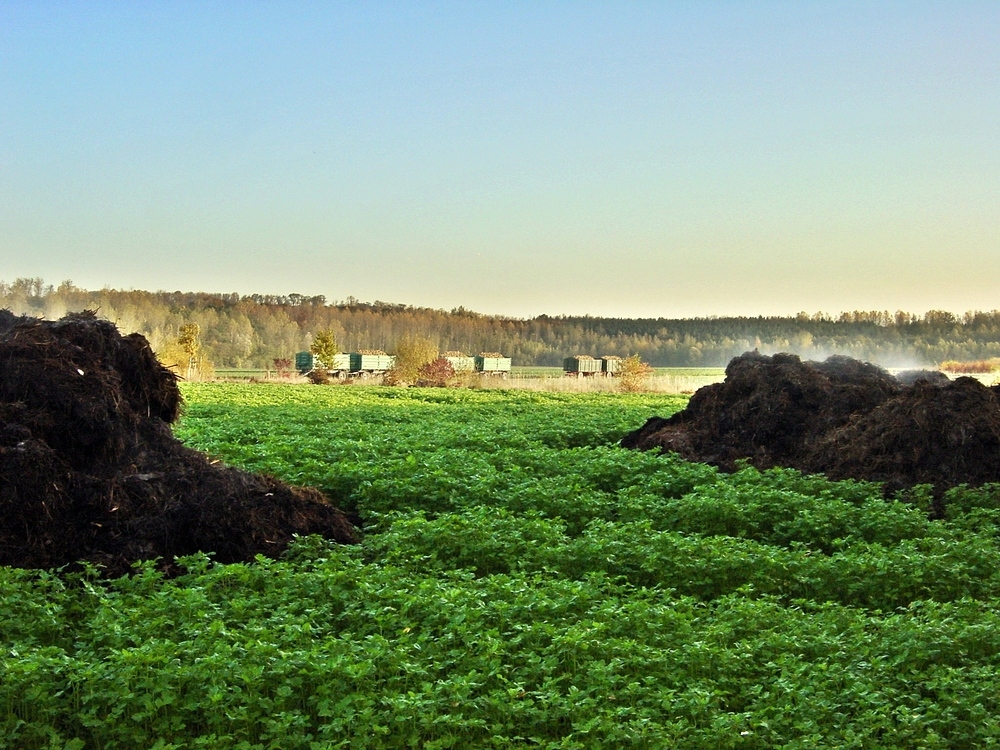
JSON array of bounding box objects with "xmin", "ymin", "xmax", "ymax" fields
[
  {"xmin": 443, "ymin": 354, "xmax": 476, "ymax": 372},
  {"xmin": 563, "ymin": 355, "xmax": 622, "ymax": 377},
  {"xmin": 563, "ymin": 355, "xmax": 603, "ymax": 377},
  {"xmin": 474, "ymin": 354, "xmax": 512, "ymax": 378},
  {"xmin": 601, "ymin": 356, "xmax": 622, "ymax": 376},
  {"xmin": 296, "ymin": 350, "xmax": 506, "ymax": 379},
  {"xmin": 348, "ymin": 352, "xmax": 396, "ymax": 379},
  {"xmin": 295, "ymin": 351, "xmax": 395, "ymax": 379}
]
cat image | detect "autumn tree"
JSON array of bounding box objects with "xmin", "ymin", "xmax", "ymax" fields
[
  {"xmin": 416, "ymin": 357, "xmax": 456, "ymax": 387},
  {"xmin": 309, "ymin": 330, "xmax": 338, "ymax": 369},
  {"xmin": 155, "ymin": 322, "xmax": 212, "ymax": 380},
  {"xmin": 178, "ymin": 323, "xmax": 202, "ymax": 380},
  {"xmin": 18, "ymin": 278, "xmax": 1000, "ymax": 369},
  {"xmin": 618, "ymin": 354, "xmax": 654, "ymax": 393},
  {"xmin": 385, "ymin": 335, "xmax": 438, "ymax": 386}
]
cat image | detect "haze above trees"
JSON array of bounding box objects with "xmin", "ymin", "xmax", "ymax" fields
[{"xmin": 2, "ymin": 278, "xmax": 998, "ymax": 369}]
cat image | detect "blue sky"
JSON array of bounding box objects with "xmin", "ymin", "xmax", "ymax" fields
[{"xmin": 2, "ymin": 1, "xmax": 998, "ymax": 317}]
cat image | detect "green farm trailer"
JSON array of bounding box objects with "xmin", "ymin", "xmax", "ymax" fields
[
  {"xmin": 563, "ymin": 355, "xmax": 603, "ymax": 377},
  {"xmin": 601, "ymin": 356, "xmax": 622, "ymax": 376},
  {"xmin": 296, "ymin": 351, "xmax": 394, "ymax": 379},
  {"xmin": 296, "ymin": 351, "xmax": 350, "ymax": 376},
  {"xmin": 475, "ymin": 353, "xmax": 512, "ymax": 378},
  {"xmin": 349, "ymin": 352, "xmax": 396, "ymax": 378},
  {"xmin": 563, "ymin": 355, "xmax": 623, "ymax": 377},
  {"xmin": 443, "ymin": 353, "xmax": 476, "ymax": 371}
]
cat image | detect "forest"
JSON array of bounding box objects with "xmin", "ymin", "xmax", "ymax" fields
[{"xmin": 2, "ymin": 277, "xmax": 999, "ymax": 369}]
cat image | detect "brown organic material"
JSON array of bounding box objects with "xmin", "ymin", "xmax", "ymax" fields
[
  {"xmin": 622, "ymin": 351, "xmax": 1000, "ymax": 504},
  {"xmin": 0, "ymin": 310, "xmax": 357, "ymax": 576}
]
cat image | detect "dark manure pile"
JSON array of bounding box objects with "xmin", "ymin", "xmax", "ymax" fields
[
  {"xmin": 622, "ymin": 351, "xmax": 1000, "ymax": 507},
  {"xmin": 0, "ymin": 310, "xmax": 358, "ymax": 577}
]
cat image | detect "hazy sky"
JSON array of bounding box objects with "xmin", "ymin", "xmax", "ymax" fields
[{"xmin": 2, "ymin": 2, "xmax": 998, "ymax": 318}]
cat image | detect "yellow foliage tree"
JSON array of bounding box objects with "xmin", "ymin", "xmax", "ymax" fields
[
  {"xmin": 157, "ymin": 323, "xmax": 214, "ymax": 380},
  {"xmin": 385, "ymin": 335, "xmax": 438, "ymax": 386},
  {"xmin": 309, "ymin": 330, "xmax": 338, "ymax": 369},
  {"xmin": 618, "ymin": 354, "xmax": 653, "ymax": 393}
]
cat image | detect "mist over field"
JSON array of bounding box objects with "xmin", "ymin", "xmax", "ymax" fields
[{"xmin": 2, "ymin": 278, "xmax": 999, "ymax": 371}]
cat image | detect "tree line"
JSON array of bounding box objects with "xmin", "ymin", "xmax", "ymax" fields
[{"xmin": 2, "ymin": 277, "xmax": 999, "ymax": 369}]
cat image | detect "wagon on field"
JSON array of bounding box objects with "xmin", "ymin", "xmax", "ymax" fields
[
  {"xmin": 295, "ymin": 351, "xmax": 395, "ymax": 379},
  {"xmin": 563, "ymin": 355, "xmax": 603, "ymax": 377},
  {"xmin": 475, "ymin": 353, "xmax": 512, "ymax": 378},
  {"xmin": 601, "ymin": 356, "xmax": 623, "ymax": 376},
  {"xmin": 443, "ymin": 351, "xmax": 476, "ymax": 372},
  {"xmin": 295, "ymin": 351, "xmax": 351, "ymax": 377},
  {"xmin": 348, "ymin": 351, "xmax": 396, "ymax": 379}
]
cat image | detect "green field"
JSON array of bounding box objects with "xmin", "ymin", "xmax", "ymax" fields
[{"xmin": 5, "ymin": 384, "xmax": 1000, "ymax": 748}]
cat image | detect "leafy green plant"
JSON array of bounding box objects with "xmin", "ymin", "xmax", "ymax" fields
[{"xmin": 8, "ymin": 384, "xmax": 1000, "ymax": 748}]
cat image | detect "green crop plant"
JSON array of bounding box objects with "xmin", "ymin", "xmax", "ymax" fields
[{"xmin": 4, "ymin": 384, "xmax": 1000, "ymax": 747}]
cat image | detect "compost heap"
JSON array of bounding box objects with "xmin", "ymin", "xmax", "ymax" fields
[
  {"xmin": 622, "ymin": 351, "xmax": 1000, "ymax": 504},
  {"xmin": 0, "ymin": 310, "xmax": 357, "ymax": 576}
]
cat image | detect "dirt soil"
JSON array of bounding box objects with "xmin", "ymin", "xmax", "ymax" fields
[
  {"xmin": 622, "ymin": 351, "xmax": 1000, "ymax": 506},
  {"xmin": 0, "ymin": 310, "xmax": 358, "ymax": 576}
]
